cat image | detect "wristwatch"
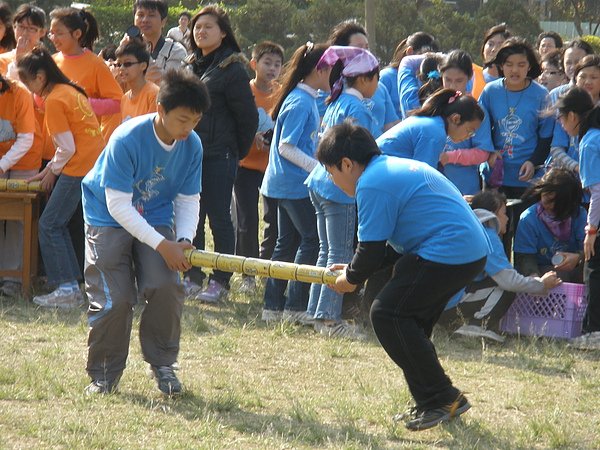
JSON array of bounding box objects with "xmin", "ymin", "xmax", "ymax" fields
[{"xmin": 177, "ymin": 238, "xmax": 192, "ymax": 243}]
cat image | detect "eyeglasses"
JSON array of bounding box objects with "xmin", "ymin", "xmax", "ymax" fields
[
  {"xmin": 542, "ymin": 70, "xmax": 561, "ymax": 76},
  {"xmin": 15, "ymin": 24, "xmax": 41, "ymax": 34},
  {"xmin": 114, "ymin": 61, "xmax": 142, "ymax": 68}
]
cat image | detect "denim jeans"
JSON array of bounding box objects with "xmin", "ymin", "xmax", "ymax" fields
[
  {"xmin": 263, "ymin": 196, "xmax": 318, "ymax": 311},
  {"xmin": 307, "ymin": 190, "xmax": 356, "ymax": 321},
  {"xmin": 39, "ymin": 174, "xmax": 83, "ymax": 286},
  {"xmin": 190, "ymin": 155, "xmax": 238, "ymax": 287}
]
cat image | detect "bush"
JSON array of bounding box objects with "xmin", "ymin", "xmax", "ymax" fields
[{"xmin": 582, "ymin": 35, "xmax": 600, "ymax": 55}]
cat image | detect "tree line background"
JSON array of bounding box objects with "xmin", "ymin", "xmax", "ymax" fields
[{"xmin": 4, "ymin": 0, "xmax": 600, "ymax": 64}]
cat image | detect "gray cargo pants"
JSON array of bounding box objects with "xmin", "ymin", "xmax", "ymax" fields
[{"xmin": 85, "ymin": 225, "xmax": 184, "ymax": 381}]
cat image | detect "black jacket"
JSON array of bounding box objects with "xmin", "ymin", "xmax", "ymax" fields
[{"xmin": 188, "ymin": 45, "xmax": 258, "ymax": 160}]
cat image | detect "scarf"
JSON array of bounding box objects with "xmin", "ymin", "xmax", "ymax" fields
[{"xmin": 536, "ymin": 202, "xmax": 572, "ymax": 242}]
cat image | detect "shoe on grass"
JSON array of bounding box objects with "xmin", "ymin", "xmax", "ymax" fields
[
  {"xmin": 453, "ymin": 324, "xmax": 505, "ymax": 343},
  {"xmin": 194, "ymin": 279, "xmax": 228, "ymax": 303},
  {"xmin": 151, "ymin": 365, "xmax": 182, "ymax": 396},
  {"xmin": 33, "ymin": 288, "xmax": 84, "ymax": 309},
  {"xmin": 569, "ymin": 331, "xmax": 600, "ymax": 350},
  {"xmin": 85, "ymin": 376, "xmax": 120, "ymax": 395},
  {"xmin": 283, "ymin": 310, "xmax": 315, "ymax": 326},
  {"xmin": 403, "ymin": 393, "xmax": 471, "ymax": 431},
  {"xmin": 314, "ymin": 320, "xmax": 367, "ymax": 341},
  {"xmin": 0, "ymin": 281, "xmax": 22, "ymax": 298},
  {"xmin": 238, "ymin": 276, "xmax": 257, "ymax": 295},
  {"xmin": 182, "ymin": 277, "xmax": 202, "ymax": 297},
  {"xmin": 261, "ymin": 309, "xmax": 283, "ymax": 323}
]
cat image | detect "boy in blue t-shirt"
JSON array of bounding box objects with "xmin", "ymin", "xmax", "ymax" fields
[
  {"xmin": 81, "ymin": 70, "xmax": 211, "ymax": 396},
  {"xmin": 317, "ymin": 121, "xmax": 490, "ymax": 432}
]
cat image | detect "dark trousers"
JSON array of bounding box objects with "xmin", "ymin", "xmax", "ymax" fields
[
  {"xmin": 583, "ymin": 237, "xmax": 600, "ymax": 333},
  {"xmin": 370, "ymin": 254, "xmax": 486, "ymax": 410},
  {"xmin": 190, "ymin": 156, "xmax": 238, "ymax": 287},
  {"xmin": 68, "ymin": 200, "xmax": 85, "ymax": 279},
  {"xmin": 232, "ymin": 166, "xmax": 278, "ymax": 261},
  {"xmin": 499, "ymin": 186, "xmax": 530, "ymax": 259}
]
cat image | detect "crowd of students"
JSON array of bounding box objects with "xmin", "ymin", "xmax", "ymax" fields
[{"xmin": 0, "ymin": 0, "xmax": 599, "ymax": 432}]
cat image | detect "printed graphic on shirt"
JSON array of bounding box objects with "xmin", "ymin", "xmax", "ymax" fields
[
  {"xmin": 499, "ymin": 108, "xmax": 524, "ymax": 159},
  {"xmin": 133, "ymin": 166, "xmax": 165, "ymax": 215}
]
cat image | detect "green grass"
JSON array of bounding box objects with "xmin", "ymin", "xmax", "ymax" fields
[{"xmin": 1, "ymin": 279, "xmax": 599, "ymax": 449}]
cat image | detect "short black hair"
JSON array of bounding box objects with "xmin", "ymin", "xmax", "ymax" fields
[
  {"xmin": 492, "ymin": 37, "xmax": 542, "ymax": 79},
  {"xmin": 536, "ymin": 31, "xmax": 563, "ymax": 50},
  {"xmin": 523, "ymin": 168, "xmax": 582, "ymax": 221},
  {"xmin": 13, "ymin": 4, "xmax": 45, "ymax": 28},
  {"xmin": 252, "ymin": 41, "xmax": 284, "ymax": 63},
  {"xmin": 133, "ymin": 0, "xmax": 168, "ymax": 20},
  {"xmin": 179, "ymin": 11, "xmax": 191, "ymax": 20},
  {"xmin": 470, "ymin": 190, "xmax": 506, "ymax": 214},
  {"xmin": 157, "ymin": 69, "xmax": 211, "ymax": 114},
  {"xmin": 317, "ymin": 120, "xmax": 381, "ymax": 169},
  {"xmin": 116, "ymin": 40, "xmax": 151, "ymax": 74}
]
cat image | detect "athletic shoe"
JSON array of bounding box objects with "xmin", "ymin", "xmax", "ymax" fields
[
  {"xmin": 183, "ymin": 277, "xmax": 202, "ymax": 297},
  {"xmin": 33, "ymin": 288, "xmax": 84, "ymax": 309},
  {"xmin": 403, "ymin": 393, "xmax": 471, "ymax": 431},
  {"xmin": 238, "ymin": 276, "xmax": 257, "ymax": 295},
  {"xmin": 569, "ymin": 331, "xmax": 600, "ymax": 350},
  {"xmin": 151, "ymin": 365, "xmax": 182, "ymax": 396},
  {"xmin": 0, "ymin": 281, "xmax": 22, "ymax": 298},
  {"xmin": 282, "ymin": 310, "xmax": 315, "ymax": 326},
  {"xmin": 453, "ymin": 324, "xmax": 505, "ymax": 343},
  {"xmin": 194, "ymin": 279, "xmax": 228, "ymax": 303},
  {"xmin": 314, "ymin": 320, "xmax": 367, "ymax": 341},
  {"xmin": 84, "ymin": 376, "xmax": 120, "ymax": 395},
  {"xmin": 261, "ymin": 309, "xmax": 283, "ymax": 323}
]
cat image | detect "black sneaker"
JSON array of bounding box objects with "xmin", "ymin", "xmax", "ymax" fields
[
  {"xmin": 151, "ymin": 365, "xmax": 182, "ymax": 396},
  {"xmin": 84, "ymin": 377, "xmax": 120, "ymax": 395},
  {"xmin": 403, "ymin": 393, "xmax": 471, "ymax": 431}
]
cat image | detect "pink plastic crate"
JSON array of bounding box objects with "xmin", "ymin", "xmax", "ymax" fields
[{"xmin": 500, "ymin": 282, "xmax": 588, "ymax": 339}]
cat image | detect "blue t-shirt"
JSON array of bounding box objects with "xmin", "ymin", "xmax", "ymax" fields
[
  {"xmin": 356, "ymin": 155, "xmax": 491, "ymax": 264},
  {"xmin": 370, "ymin": 83, "xmax": 399, "ymax": 138},
  {"xmin": 442, "ymin": 114, "xmax": 495, "ymax": 195},
  {"xmin": 305, "ymin": 91, "xmax": 373, "ymax": 204},
  {"xmin": 82, "ymin": 113, "xmax": 203, "ymax": 228},
  {"xmin": 261, "ymin": 87, "xmax": 320, "ymax": 199},
  {"xmin": 482, "ymin": 68, "xmax": 499, "ymax": 83},
  {"xmin": 479, "ymin": 79, "xmax": 553, "ymax": 187},
  {"xmin": 379, "ymin": 67, "xmax": 400, "ymax": 117},
  {"xmin": 316, "ymin": 89, "xmax": 328, "ymax": 118},
  {"xmin": 579, "ymin": 127, "xmax": 600, "ymax": 189},
  {"xmin": 481, "ymin": 226, "xmax": 513, "ymax": 277},
  {"xmin": 514, "ymin": 203, "xmax": 587, "ymax": 267},
  {"xmin": 377, "ymin": 115, "xmax": 447, "ymax": 168},
  {"xmin": 397, "ymin": 65, "xmax": 422, "ymax": 120}
]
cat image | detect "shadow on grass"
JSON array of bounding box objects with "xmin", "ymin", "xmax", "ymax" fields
[{"xmin": 119, "ymin": 389, "xmax": 386, "ymax": 448}]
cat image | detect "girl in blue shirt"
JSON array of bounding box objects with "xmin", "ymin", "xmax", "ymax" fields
[
  {"xmin": 305, "ymin": 45, "xmax": 379, "ymax": 339},
  {"xmin": 377, "ymin": 88, "xmax": 485, "ymax": 168},
  {"xmin": 514, "ymin": 168, "xmax": 586, "ymax": 283},
  {"xmin": 319, "ymin": 121, "xmax": 489, "ymax": 431},
  {"xmin": 556, "ymin": 86, "xmax": 600, "ymax": 348},
  {"xmin": 260, "ymin": 42, "xmax": 330, "ymax": 324}
]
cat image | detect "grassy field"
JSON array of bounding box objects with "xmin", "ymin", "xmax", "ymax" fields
[{"xmin": 1, "ymin": 278, "xmax": 599, "ymax": 450}]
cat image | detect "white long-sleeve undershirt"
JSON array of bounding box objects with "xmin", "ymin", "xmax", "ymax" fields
[
  {"xmin": 48, "ymin": 131, "xmax": 76, "ymax": 175},
  {"xmin": 105, "ymin": 188, "xmax": 200, "ymax": 250},
  {"xmin": 0, "ymin": 132, "xmax": 33, "ymax": 172}
]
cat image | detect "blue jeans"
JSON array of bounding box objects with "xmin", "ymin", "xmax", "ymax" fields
[
  {"xmin": 190, "ymin": 155, "xmax": 238, "ymax": 287},
  {"xmin": 307, "ymin": 191, "xmax": 356, "ymax": 321},
  {"xmin": 263, "ymin": 197, "xmax": 318, "ymax": 311},
  {"xmin": 39, "ymin": 174, "xmax": 83, "ymax": 286}
]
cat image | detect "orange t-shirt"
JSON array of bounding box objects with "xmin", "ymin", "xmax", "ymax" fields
[
  {"xmin": 471, "ymin": 64, "xmax": 486, "ymax": 100},
  {"xmin": 44, "ymin": 84, "xmax": 104, "ymax": 177},
  {"xmin": 0, "ymin": 50, "xmax": 15, "ymax": 77},
  {"xmin": 121, "ymin": 81, "xmax": 159, "ymax": 122},
  {"xmin": 239, "ymin": 81, "xmax": 278, "ymax": 173},
  {"xmin": 0, "ymin": 79, "xmax": 41, "ymax": 171},
  {"xmin": 53, "ymin": 50, "xmax": 123, "ymax": 142}
]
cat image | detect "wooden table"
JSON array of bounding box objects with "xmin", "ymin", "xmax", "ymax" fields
[{"xmin": 0, "ymin": 192, "xmax": 40, "ymax": 298}]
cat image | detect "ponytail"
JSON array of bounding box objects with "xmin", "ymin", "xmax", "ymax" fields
[
  {"xmin": 17, "ymin": 46, "xmax": 88, "ymax": 98},
  {"xmin": 411, "ymin": 88, "xmax": 484, "ymax": 124},
  {"xmin": 270, "ymin": 42, "xmax": 328, "ymax": 120},
  {"xmin": 417, "ymin": 53, "xmax": 444, "ymax": 103},
  {"xmin": 50, "ymin": 7, "xmax": 99, "ymax": 51}
]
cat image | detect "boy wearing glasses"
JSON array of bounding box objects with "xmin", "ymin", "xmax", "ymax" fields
[{"xmin": 116, "ymin": 40, "xmax": 159, "ymax": 122}]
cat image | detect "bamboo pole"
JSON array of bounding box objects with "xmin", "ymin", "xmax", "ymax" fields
[{"xmin": 0, "ymin": 179, "xmax": 43, "ymax": 192}]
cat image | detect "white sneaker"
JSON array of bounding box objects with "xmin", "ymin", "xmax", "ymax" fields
[
  {"xmin": 182, "ymin": 277, "xmax": 202, "ymax": 297},
  {"xmin": 261, "ymin": 309, "xmax": 283, "ymax": 323},
  {"xmin": 33, "ymin": 288, "xmax": 83, "ymax": 309},
  {"xmin": 314, "ymin": 320, "xmax": 367, "ymax": 341},
  {"xmin": 454, "ymin": 324, "xmax": 505, "ymax": 343},
  {"xmin": 282, "ymin": 310, "xmax": 315, "ymax": 326},
  {"xmin": 569, "ymin": 331, "xmax": 600, "ymax": 350}
]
